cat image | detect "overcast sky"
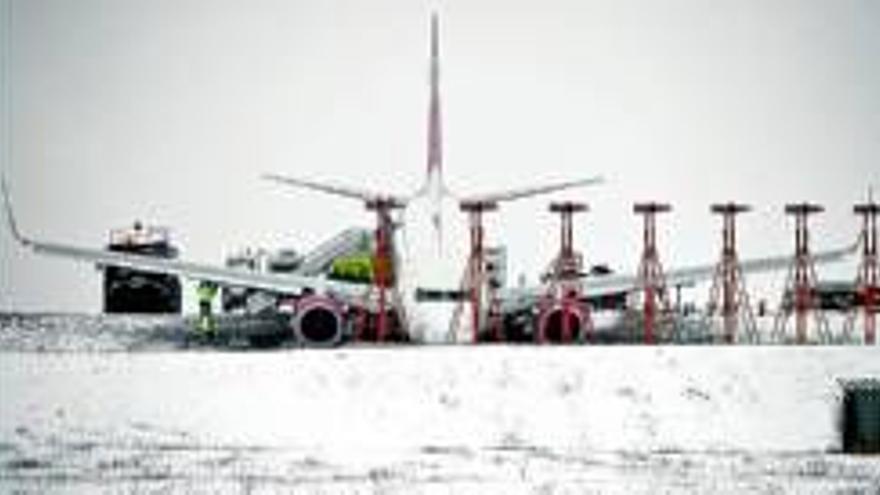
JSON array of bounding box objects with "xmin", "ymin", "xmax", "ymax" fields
[{"xmin": 1, "ymin": 0, "xmax": 878, "ymax": 312}]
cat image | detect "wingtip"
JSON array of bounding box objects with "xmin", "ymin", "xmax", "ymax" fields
[
  {"xmin": 261, "ymin": 173, "xmax": 297, "ymax": 188},
  {"xmin": 1, "ymin": 177, "xmax": 30, "ymax": 247},
  {"xmin": 567, "ymin": 175, "xmax": 604, "ymax": 188}
]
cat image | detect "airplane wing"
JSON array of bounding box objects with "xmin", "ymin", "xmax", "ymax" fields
[
  {"xmin": 496, "ymin": 243, "xmax": 858, "ymax": 311},
  {"xmin": 262, "ymin": 173, "xmax": 409, "ymax": 206},
  {"xmin": 2, "ymin": 180, "xmax": 370, "ymax": 305},
  {"xmin": 459, "ymin": 176, "xmax": 604, "ymax": 204},
  {"xmin": 264, "ymin": 173, "xmax": 603, "ymax": 207},
  {"xmin": 658, "ymin": 246, "xmax": 856, "ymax": 291}
]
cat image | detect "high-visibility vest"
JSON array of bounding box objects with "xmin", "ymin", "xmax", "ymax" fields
[{"xmin": 197, "ymin": 283, "xmax": 218, "ymax": 302}]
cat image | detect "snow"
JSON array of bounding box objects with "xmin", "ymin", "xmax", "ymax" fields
[{"xmin": 1, "ymin": 316, "xmax": 879, "ymax": 493}]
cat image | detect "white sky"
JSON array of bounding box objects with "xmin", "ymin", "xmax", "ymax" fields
[{"xmin": 1, "ymin": 0, "xmax": 878, "ymax": 312}]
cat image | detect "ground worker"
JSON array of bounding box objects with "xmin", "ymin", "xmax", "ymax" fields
[{"xmin": 197, "ymin": 281, "xmax": 218, "ymax": 336}]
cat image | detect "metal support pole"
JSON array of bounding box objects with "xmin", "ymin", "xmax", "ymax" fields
[
  {"xmin": 469, "ymin": 208, "xmax": 483, "ymax": 344},
  {"xmin": 456, "ymin": 200, "xmax": 498, "ymax": 343},
  {"xmin": 634, "ymin": 202, "xmax": 672, "ymax": 345},
  {"xmin": 852, "ymin": 199, "xmax": 879, "ymax": 344},
  {"xmin": 707, "ymin": 202, "xmax": 756, "ymax": 344},
  {"xmin": 774, "ymin": 202, "xmax": 826, "ymax": 344},
  {"xmin": 539, "ymin": 202, "xmax": 592, "ymax": 344},
  {"xmin": 375, "ymin": 208, "xmax": 388, "ymax": 342},
  {"xmin": 364, "ymin": 198, "xmax": 404, "ymax": 343}
]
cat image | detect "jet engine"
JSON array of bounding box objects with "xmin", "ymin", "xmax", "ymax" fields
[
  {"xmin": 537, "ymin": 305, "xmax": 587, "ymax": 343},
  {"xmin": 293, "ymin": 295, "xmax": 345, "ymax": 346}
]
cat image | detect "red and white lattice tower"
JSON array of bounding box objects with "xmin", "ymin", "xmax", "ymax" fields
[
  {"xmin": 449, "ymin": 200, "xmax": 500, "ymax": 343},
  {"xmin": 536, "ymin": 202, "xmax": 593, "ymax": 344},
  {"xmin": 355, "ymin": 198, "xmax": 407, "ymax": 343},
  {"xmin": 773, "ymin": 202, "xmax": 829, "ymax": 344},
  {"xmin": 706, "ymin": 202, "xmax": 757, "ymax": 344},
  {"xmin": 846, "ymin": 197, "xmax": 879, "ymax": 345},
  {"xmin": 633, "ymin": 202, "xmax": 672, "ymax": 345}
]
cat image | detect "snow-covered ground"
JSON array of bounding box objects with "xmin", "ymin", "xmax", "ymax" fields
[{"xmin": 1, "ymin": 315, "xmax": 879, "ymax": 493}]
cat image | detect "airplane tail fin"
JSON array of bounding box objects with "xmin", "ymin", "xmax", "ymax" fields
[{"xmin": 426, "ymin": 12, "xmax": 442, "ymax": 176}]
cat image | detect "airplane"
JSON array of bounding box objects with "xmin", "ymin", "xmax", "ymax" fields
[
  {"xmin": 255, "ymin": 14, "xmax": 858, "ymax": 344},
  {"xmin": 2, "ymin": 14, "xmax": 858, "ymax": 347},
  {"xmin": 260, "ymin": 13, "xmax": 606, "ymax": 343}
]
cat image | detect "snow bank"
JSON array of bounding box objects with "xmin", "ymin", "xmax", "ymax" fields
[{"xmin": 3, "ymin": 347, "xmax": 878, "ymax": 454}]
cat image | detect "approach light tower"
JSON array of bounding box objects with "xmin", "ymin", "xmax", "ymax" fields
[
  {"xmin": 773, "ymin": 202, "xmax": 829, "ymax": 344},
  {"xmin": 450, "ymin": 199, "xmax": 500, "ymax": 343},
  {"xmin": 358, "ymin": 197, "xmax": 406, "ymax": 342},
  {"xmin": 536, "ymin": 201, "xmax": 593, "ymax": 344},
  {"xmin": 706, "ymin": 202, "xmax": 757, "ymax": 344},
  {"xmin": 847, "ymin": 196, "xmax": 879, "ymax": 345},
  {"xmin": 633, "ymin": 202, "xmax": 672, "ymax": 344}
]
